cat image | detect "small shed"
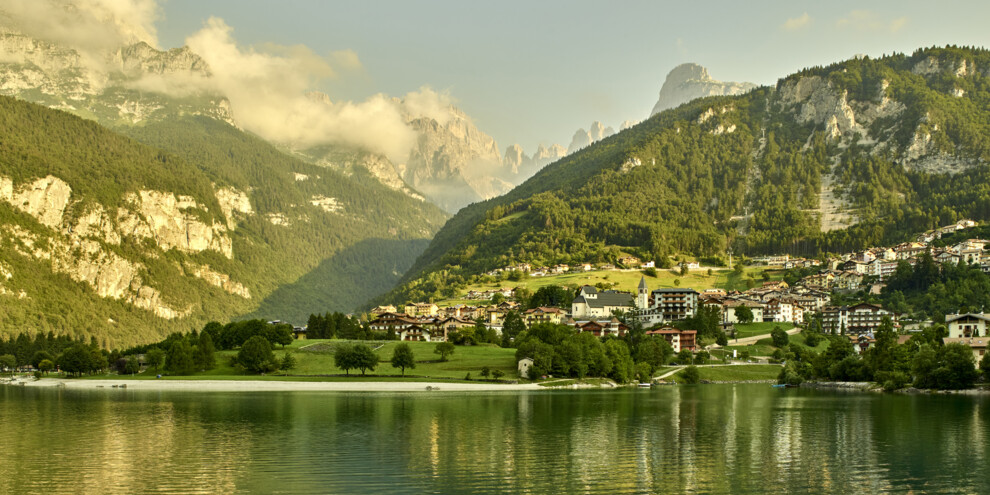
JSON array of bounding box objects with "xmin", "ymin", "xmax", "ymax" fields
[{"xmin": 517, "ymin": 357, "xmax": 534, "ymax": 379}]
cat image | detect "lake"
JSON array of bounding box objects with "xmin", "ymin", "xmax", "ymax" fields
[{"xmin": 1, "ymin": 383, "xmax": 988, "ymax": 494}]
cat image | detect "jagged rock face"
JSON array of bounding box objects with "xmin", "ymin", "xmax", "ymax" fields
[
  {"xmin": 567, "ymin": 128, "xmax": 592, "ymax": 155},
  {"xmin": 0, "ymin": 32, "xmax": 233, "ymax": 126},
  {"xmin": 113, "ymin": 42, "xmax": 211, "ymax": 77},
  {"xmin": 650, "ymin": 63, "xmax": 757, "ymax": 117},
  {"xmin": 773, "ymin": 73, "xmax": 976, "ymax": 176},
  {"xmin": 503, "ymin": 144, "xmax": 526, "ymax": 175},
  {"xmin": 503, "ymin": 142, "xmax": 567, "ymax": 179},
  {"xmin": 404, "ymin": 107, "xmax": 505, "ymax": 212},
  {"xmin": 533, "ymin": 143, "xmax": 566, "ymax": 165},
  {"xmin": 118, "ymin": 190, "xmax": 233, "ymax": 259},
  {"xmin": 567, "ymin": 121, "xmax": 614, "ymax": 154},
  {"xmin": 0, "ymin": 174, "xmax": 253, "ymax": 319}
]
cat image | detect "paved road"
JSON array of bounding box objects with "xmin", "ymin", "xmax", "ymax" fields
[{"xmin": 714, "ymin": 327, "xmax": 802, "ymax": 347}]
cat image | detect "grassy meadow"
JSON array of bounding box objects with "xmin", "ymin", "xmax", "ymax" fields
[
  {"xmin": 94, "ymin": 339, "xmax": 521, "ymax": 381},
  {"xmin": 673, "ymin": 364, "xmax": 784, "ymax": 383},
  {"xmin": 442, "ymin": 266, "xmax": 783, "ymax": 306}
]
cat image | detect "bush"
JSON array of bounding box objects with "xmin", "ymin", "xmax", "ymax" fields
[
  {"xmin": 777, "ymin": 362, "xmax": 804, "ymax": 386},
  {"xmin": 694, "ymin": 350, "xmax": 710, "ymax": 365},
  {"xmin": 680, "ymin": 365, "xmax": 700, "ymax": 384},
  {"xmin": 635, "ymin": 362, "xmax": 653, "ymax": 383},
  {"xmin": 804, "ymin": 331, "xmax": 821, "ymax": 348},
  {"xmin": 770, "ymin": 348, "xmax": 785, "ymax": 363},
  {"xmin": 876, "ymin": 371, "xmax": 910, "ymax": 391}
]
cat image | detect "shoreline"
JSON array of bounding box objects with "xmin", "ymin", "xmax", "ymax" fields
[{"xmin": 3, "ymin": 377, "xmax": 545, "ymax": 393}]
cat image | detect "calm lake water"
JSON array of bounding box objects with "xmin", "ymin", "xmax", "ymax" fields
[{"xmin": 1, "ymin": 383, "xmax": 988, "ymax": 494}]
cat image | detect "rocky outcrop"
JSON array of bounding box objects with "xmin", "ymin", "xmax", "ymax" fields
[
  {"xmin": 4, "ymin": 222, "xmax": 190, "ymax": 319},
  {"xmin": 0, "ymin": 174, "xmax": 256, "ymax": 318},
  {"xmin": 532, "ymin": 143, "xmax": 567, "ymax": 167},
  {"xmin": 0, "ymin": 175, "xmax": 72, "ymax": 228},
  {"xmin": 113, "ymin": 42, "xmax": 211, "ymax": 77},
  {"xmin": 567, "ymin": 121, "xmax": 614, "ymax": 155},
  {"xmin": 213, "ymin": 186, "xmax": 253, "ymax": 229},
  {"xmin": 503, "ymin": 144, "xmax": 527, "ymax": 175},
  {"xmin": 117, "ymin": 191, "xmax": 233, "ymax": 258},
  {"xmin": 650, "ymin": 63, "xmax": 756, "ymax": 117},
  {"xmin": 184, "ymin": 262, "xmax": 251, "ymax": 299},
  {"xmin": 0, "ymin": 32, "xmax": 233, "ymax": 126},
  {"xmin": 502, "ymin": 142, "xmax": 567, "ymax": 180},
  {"xmin": 309, "ymin": 195, "xmax": 343, "ymax": 213},
  {"xmin": 403, "ymin": 105, "xmax": 504, "ymax": 212}
]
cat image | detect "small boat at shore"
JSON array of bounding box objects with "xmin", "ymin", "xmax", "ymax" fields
[{"xmin": 771, "ymin": 384, "xmax": 797, "ymax": 389}]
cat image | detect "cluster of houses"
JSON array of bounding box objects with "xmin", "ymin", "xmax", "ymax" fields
[
  {"xmin": 483, "ymin": 256, "xmax": 703, "ymax": 279},
  {"xmin": 287, "ymin": 220, "xmax": 989, "ymax": 365},
  {"xmin": 485, "ymin": 262, "xmax": 596, "ymax": 278}
]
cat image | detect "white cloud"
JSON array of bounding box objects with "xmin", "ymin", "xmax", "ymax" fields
[
  {"xmin": 782, "ymin": 13, "xmax": 811, "ymax": 31},
  {"xmin": 184, "ymin": 17, "xmax": 417, "ymax": 163},
  {"xmin": 1, "ymin": 1, "xmax": 463, "ymax": 164},
  {"xmin": 0, "ymin": 0, "xmax": 160, "ymax": 53},
  {"xmin": 184, "ymin": 18, "xmax": 463, "ymax": 164},
  {"xmin": 836, "ymin": 10, "xmax": 908, "ymax": 33}
]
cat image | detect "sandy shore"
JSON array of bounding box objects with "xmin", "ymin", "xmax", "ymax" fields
[{"xmin": 4, "ymin": 377, "xmax": 544, "ymax": 393}]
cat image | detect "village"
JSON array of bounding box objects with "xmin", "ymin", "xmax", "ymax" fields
[{"xmin": 342, "ymin": 219, "xmax": 990, "ymax": 366}]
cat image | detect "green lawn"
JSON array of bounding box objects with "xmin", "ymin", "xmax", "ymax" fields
[
  {"xmin": 674, "ymin": 364, "xmax": 783, "ymax": 382},
  {"xmin": 105, "ymin": 339, "xmax": 521, "ymax": 381},
  {"xmin": 731, "ymin": 322, "xmax": 795, "ymax": 339},
  {"xmin": 723, "ymin": 331, "xmax": 830, "ymax": 357},
  {"xmin": 449, "ymin": 267, "xmax": 780, "ymax": 305}
]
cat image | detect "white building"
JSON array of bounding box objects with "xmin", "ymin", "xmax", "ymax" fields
[{"xmin": 946, "ymin": 313, "xmax": 990, "ymax": 338}]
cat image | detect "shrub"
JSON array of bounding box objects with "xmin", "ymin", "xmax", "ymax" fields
[
  {"xmin": 876, "ymin": 371, "xmax": 910, "ymax": 391},
  {"xmin": 680, "ymin": 365, "xmax": 700, "ymax": 384}
]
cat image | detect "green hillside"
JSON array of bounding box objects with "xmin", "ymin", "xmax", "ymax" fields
[
  {"xmin": 377, "ymin": 46, "xmax": 990, "ymax": 305},
  {"xmin": 0, "ymin": 96, "xmax": 447, "ymax": 347}
]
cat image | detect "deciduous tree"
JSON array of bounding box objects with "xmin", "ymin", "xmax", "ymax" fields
[{"xmin": 390, "ymin": 343, "xmax": 415, "ymax": 376}]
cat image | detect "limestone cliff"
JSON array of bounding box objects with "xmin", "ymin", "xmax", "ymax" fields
[
  {"xmin": 501, "ymin": 143, "xmax": 567, "ymax": 180},
  {"xmin": 0, "ymin": 31, "xmax": 233, "ymax": 126},
  {"xmin": 650, "ymin": 63, "xmax": 756, "ymax": 117},
  {"xmin": 404, "ymin": 105, "xmax": 504, "ymax": 212},
  {"xmin": 566, "ymin": 121, "xmax": 615, "ymax": 155},
  {"xmin": 0, "ymin": 174, "xmax": 253, "ymax": 319}
]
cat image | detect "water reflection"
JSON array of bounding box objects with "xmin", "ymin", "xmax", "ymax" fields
[{"xmin": 1, "ymin": 385, "xmax": 989, "ymax": 493}]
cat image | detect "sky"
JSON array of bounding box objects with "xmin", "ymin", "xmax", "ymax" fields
[{"xmin": 125, "ymin": 1, "xmax": 990, "ymax": 154}]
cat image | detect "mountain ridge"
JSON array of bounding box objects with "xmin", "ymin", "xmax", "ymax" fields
[
  {"xmin": 374, "ymin": 46, "xmax": 990, "ymax": 306},
  {"xmin": 0, "ymin": 95, "xmax": 447, "ymax": 346}
]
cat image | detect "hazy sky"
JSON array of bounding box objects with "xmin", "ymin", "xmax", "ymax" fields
[{"xmin": 154, "ymin": 1, "xmax": 990, "ymax": 154}]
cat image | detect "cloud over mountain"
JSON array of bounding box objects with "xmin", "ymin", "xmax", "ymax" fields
[{"xmin": 0, "ymin": 0, "xmax": 468, "ymax": 165}]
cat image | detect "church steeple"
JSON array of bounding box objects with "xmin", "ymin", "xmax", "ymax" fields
[{"xmin": 637, "ymin": 276, "xmax": 649, "ymax": 309}]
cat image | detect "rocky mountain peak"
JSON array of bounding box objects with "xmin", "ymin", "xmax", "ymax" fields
[
  {"xmin": 567, "ymin": 121, "xmax": 614, "ymax": 154},
  {"xmin": 114, "ymin": 42, "xmax": 212, "ymax": 77},
  {"xmin": 650, "ymin": 63, "xmax": 756, "ymax": 117}
]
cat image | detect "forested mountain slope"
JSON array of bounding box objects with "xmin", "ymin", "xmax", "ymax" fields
[
  {"xmin": 378, "ymin": 46, "xmax": 990, "ymax": 305},
  {"xmin": 0, "ymin": 96, "xmax": 447, "ymax": 347}
]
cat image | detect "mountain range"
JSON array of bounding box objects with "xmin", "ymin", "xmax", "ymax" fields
[
  {"xmin": 0, "ymin": 12, "xmax": 749, "ymax": 345},
  {"xmin": 377, "ymin": 46, "xmax": 990, "ymax": 305}
]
